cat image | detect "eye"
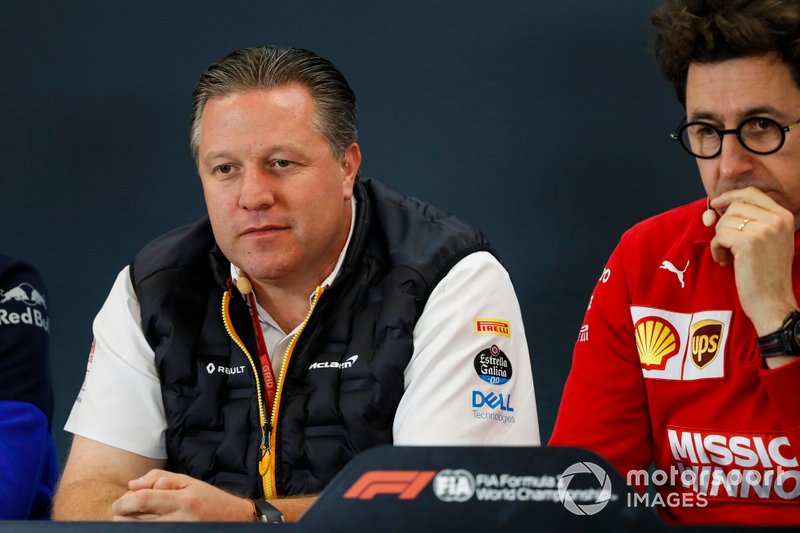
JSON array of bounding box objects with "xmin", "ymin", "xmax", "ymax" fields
[
  {"xmin": 746, "ymin": 117, "xmax": 775, "ymax": 134},
  {"xmin": 215, "ymin": 164, "xmax": 233, "ymax": 174},
  {"xmin": 753, "ymin": 118, "xmax": 773, "ymax": 131},
  {"xmin": 698, "ymin": 125, "xmax": 717, "ymax": 137},
  {"xmin": 271, "ymin": 159, "xmax": 292, "ymax": 168},
  {"xmin": 688, "ymin": 123, "xmax": 717, "ymax": 139}
]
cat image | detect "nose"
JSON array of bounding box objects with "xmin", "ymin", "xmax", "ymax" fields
[
  {"xmin": 238, "ymin": 165, "xmax": 275, "ymax": 211},
  {"xmin": 716, "ymin": 134, "xmax": 755, "ymax": 185}
]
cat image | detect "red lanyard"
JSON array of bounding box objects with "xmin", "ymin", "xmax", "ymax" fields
[{"xmin": 246, "ymin": 292, "xmax": 277, "ymax": 420}]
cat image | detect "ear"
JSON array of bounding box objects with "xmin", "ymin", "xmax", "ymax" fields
[{"xmin": 341, "ymin": 143, "xmax": 361, "ymax": 200}]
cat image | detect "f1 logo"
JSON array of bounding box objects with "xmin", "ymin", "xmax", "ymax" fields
[{"xmin": 343, "ymin": 470, "xmax": 436, "ymax": 500}]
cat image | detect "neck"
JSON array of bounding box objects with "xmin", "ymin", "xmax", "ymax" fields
[{"xmin": 251, "ymin": 280, "xmax": 316, "ymax": 333}]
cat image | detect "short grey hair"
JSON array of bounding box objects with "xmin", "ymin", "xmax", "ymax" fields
[{"xmin": 190, "ymin": 46, "xmax": 358, "ymax": 162}]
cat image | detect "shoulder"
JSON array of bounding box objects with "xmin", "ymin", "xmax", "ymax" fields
[
  {"xmin": 130, "ymin": 217, "xmax": 218, "ymax": 286},
  {"xmin": 358, "ymin": 179, "xmax": 497, "ymax": 281},
  {"xmin": 0, "ymin": 253, "xmax": 49, "ymax": 329},
  {"xmin": 619, "ymin": 198, "xmax": 707, "ymax": 252},
  {"xmin": 362, "ymin": 178, "xmax": 488, "ymax": 241},
  {"xmin": 0, "ymin": 254, "xmax": 47, "ymax": 295}
]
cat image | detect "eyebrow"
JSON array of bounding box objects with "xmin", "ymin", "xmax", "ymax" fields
[{"xmin": 689, "ymin": 105, "xmax": 781, "ymax": 123}]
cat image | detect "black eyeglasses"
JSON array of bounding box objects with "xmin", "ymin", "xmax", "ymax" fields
[{"xmin": 670, "ymin": 116, "xmax": 800, "ymax": 159}]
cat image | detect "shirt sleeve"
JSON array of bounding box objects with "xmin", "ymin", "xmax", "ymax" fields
[
  {"xmin": 0, "ymin": 401, "xmax": 57, "ymax": 519},
  {"xmin": 64, "ymin": 266, "xmax": 167, "ymax": 459},
  {"xmin": 549, "ymin": 239, "xmax": 653, "ymax": 489},
  {"xmin": 0, "ymin": 256, "xmax": 57, "ymax": 518},
  {"xmin": 393, "ymin": 251, "xmax": 540, "ymax": 446},
  {"xmin": 760, "ymin": 357, "xmax": 800, "ymax": 456},
  {"xmin": 0, "ymin": 256, "xmax": 53, "ymax": 423}
]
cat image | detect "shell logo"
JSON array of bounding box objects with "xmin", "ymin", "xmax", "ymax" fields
[{"xmin": 635, "ymin": 316, "xmax": 680, "ymax": 371}]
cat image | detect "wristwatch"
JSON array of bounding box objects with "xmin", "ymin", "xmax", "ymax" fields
[
  {"xmin": 756, "ymin": 310, "xmax": 800, "ymax": 358},
  {"xmin": 250, "ymin": 498, "xmax": 285, "ymax": 523}
]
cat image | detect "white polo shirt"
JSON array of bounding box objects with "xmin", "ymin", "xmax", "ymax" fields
[{"xmin": 66, "ymin": 209, "xmax": 540, "ymax": 458}]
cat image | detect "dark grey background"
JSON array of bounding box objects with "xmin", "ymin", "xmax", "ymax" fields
[{"xmin": 1, "ymin": 0, "xmax": 699, "ymax": 467}]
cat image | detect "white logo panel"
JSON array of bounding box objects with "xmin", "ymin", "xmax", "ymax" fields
[
  {"xmin": 630, "ymin": 307, "xmax": 730, "ymax": 381},
  {"xmin": 630, "ymin": 306, "xmax": 691, "ymax": 380}
]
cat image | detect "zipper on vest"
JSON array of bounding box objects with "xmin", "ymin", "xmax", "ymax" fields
[
  {"xmin": 263, "ymin": 285, "xmax": 325, "ymax": 499},
  {"xmin": 220, "ymin": 290, "xmax": 270, "ymax": 490}
]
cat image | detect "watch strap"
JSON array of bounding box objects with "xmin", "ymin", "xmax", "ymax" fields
[
  {"xmin": 250, "ymin": 498, "xmax": 285, "ymax": 523},
  {"xmin": 757, "ymin": 330, "xmax": 786, "ymax": 358},
  {"xmin": 757, "ymin": 310, "xmax": 800, "ymax": 358}
]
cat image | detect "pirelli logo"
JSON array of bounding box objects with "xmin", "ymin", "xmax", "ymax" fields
[
  {"xmin": 474, "ymin": 319, "xmax": 511, "ymax": 338},
  {"xmin": 343, "ymin": 470, "xmax": 436, "ymax": 500}
]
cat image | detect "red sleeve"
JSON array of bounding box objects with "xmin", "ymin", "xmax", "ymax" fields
[
  {"xmin": 549, "ymin": 236, "xmax": 652, "ymax": 491},
  {"xmin": 760, "ymin": 357, "xmax": 800, "ymax": 456}
]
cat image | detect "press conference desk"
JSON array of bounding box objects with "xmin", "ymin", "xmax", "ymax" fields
[{"xmin": 4, "ymin": 446, "xmax": 789, "ymax": 532}]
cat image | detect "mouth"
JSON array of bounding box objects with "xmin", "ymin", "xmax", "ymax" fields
[{"xmin": 240, "ymin": 224, "xmax": 288, "ymax": 237}]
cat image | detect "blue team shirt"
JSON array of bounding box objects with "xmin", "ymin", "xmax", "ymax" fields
[{"xmin": 0, "ymin": 254, "xmax": 58, "ymax": 519}]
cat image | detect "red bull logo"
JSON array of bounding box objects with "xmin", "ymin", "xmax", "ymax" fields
[
  {"xmin": 0, "ymin": 282, "xmax": 49, "ymax": 332},
  {"xmin": 0, "ymin": 282, "xmax": 47, "ymax": 309}
]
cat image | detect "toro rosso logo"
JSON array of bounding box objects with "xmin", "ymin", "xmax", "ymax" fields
[{"xmin": 0, "ymin": 283, "xmax": 47, "ymax": 309}]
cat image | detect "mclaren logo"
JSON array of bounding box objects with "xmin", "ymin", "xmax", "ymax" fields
[
  {"xmin": 309, "ymin": 355, "xmax": 359, "ymax": 370},
  {"xmin": 635, "ymin": 316, "xmax": 679, "ymax": 371}
]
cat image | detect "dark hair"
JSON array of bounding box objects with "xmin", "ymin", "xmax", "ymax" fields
[
  {"xmin": 651, "ymin": 0, "xmax": 800, "ymax": 105},
  {"xmin": 190, "ymin": 46, "xmax": 357, "ymax": 161}
]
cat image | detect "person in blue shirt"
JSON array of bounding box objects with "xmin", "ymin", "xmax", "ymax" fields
[{"xmin": 0, "ymin": 254, "xmax": 58, "ymax": 519}]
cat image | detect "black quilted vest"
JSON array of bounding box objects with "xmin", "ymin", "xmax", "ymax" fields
[{"xmin": 130, "ymin": 178, "xmax": 495, "ymax": 496}]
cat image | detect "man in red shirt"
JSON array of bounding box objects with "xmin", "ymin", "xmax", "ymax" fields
[{"xmin": 551, "ymin": 0, "xmax": 800, "ymax": 526}]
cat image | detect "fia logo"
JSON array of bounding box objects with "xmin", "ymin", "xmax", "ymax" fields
[{"xmin": 433, "ymin": 470, "xmax": 476, "ymax": 502}]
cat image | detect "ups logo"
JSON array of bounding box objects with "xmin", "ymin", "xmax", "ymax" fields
[{"xmin": 690, "ymin": 319, "xmax": 723, "ymax": 369}]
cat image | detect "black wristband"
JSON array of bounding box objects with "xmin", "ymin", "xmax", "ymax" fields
[
  {"xmin": 757, "ymin": 330, "xmax": 787, "ymax": 358},
  {"xmin": 251, "ymin": 498, "xmax": 285, "ymax": 523},
  {"xmin": 756, "ymin": 310, "xmax": 800, "ymax": 358}
]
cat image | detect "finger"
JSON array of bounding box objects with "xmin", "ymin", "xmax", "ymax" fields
[
  {"xmin": 112, "ymin": 488, "xmax": 178, "ymax": 517},
  {"xmin": 112, "ymin": 512, "xmax": 162, "ymax": 522},
  {"xmin": 128, "ymin": 469, "xmax": 167, "ymax": 490},
  {"xmin": 709, "ymin": 237, "xmax": 732, "ymax": 266},
  {"xmin": 710, "ymin": 186, "xmax": 781, "ymax": 212},
  {"xmin": 129, "ymin": 469, "xmax": 188, "ymax": 491}
]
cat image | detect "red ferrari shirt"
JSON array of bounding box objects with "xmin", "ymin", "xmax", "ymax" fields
[{"xmin": 551, "ymin": 199, "xmax": 800, "ymax": 526}]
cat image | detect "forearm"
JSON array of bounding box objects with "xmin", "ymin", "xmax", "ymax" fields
[
  {"xmin": 52, "ymin": 478, "xmax": 129, "ymax": 521},
  {"xmin": 269, "ymin": 494, "xmax": 318, "ymax": 522}
]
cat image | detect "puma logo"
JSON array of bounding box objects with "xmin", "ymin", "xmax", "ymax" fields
[{"xmin": 659, "ymin": 260, "xmax": 689, "ymax": 288}]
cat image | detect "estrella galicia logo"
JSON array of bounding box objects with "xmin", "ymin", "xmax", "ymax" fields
[
  {"xmin": 0, "ymin": 283, "xmax": 47, "ymax": 309},
  {"xmin": 473, "ymin": 345, "xmax": 512, "ymax": 385},
  {"xmin": 472, "ymin": 391, "xmax": 514, "ymax": 412}
]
